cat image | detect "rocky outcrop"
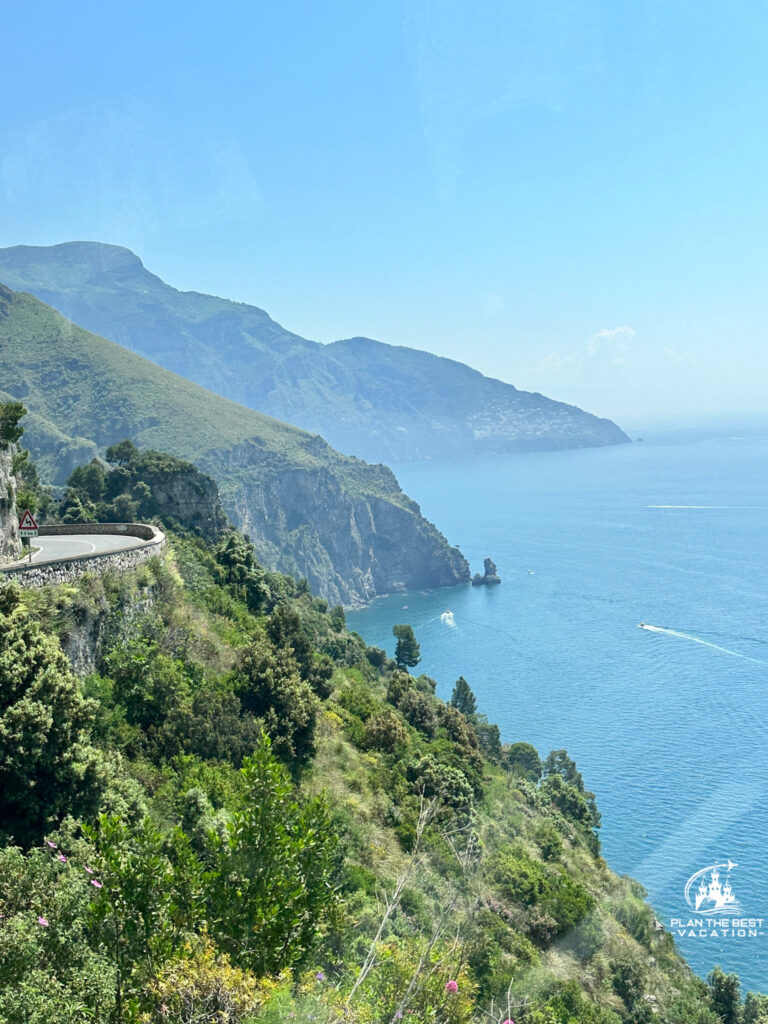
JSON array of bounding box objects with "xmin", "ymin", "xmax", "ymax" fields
[
  {"xmin": 61, "ymin": 585, "xmax": 156, "ymax": 677},
  {"xmin": 0, "ymin": 445, "xmax": 21, "ymax": 564},
  {"xmin": 103, "ymin": 448, "xmax": 228, "ymax": 542},
  {"xmin": 471, "ymin": 557, "xmax": 501, "ymax": 586},
  {"xmin": 143, "ymin": 463, "xmax": 227, "ymax": 541},
  {"xmin": 210, "ymin": 449, "xmax": 470, "ymax": 606}
]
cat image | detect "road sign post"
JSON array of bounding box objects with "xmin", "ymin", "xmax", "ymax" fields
[{"xmin": 18, "ymin": 510, "xmax": 39, "ymax": 564}]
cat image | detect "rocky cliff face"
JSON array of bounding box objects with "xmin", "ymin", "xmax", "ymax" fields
[
  {"xmin": 145, "ymin": 466, "xmax": 227, "ymax": 542},
  {"xmin": 208, "ymin": 448, "xmax": 470, "ymax": 606},
  {"xmin": 0, "ymin": 445, "xmax": 21, "ymax": 564}
]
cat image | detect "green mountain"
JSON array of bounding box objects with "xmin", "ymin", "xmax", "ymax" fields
[
  {"xmin": 0, "ymin": 242, "xmax": 630, "ymax": 463},
  {"xmin": 0, "ymin": 284, "xmax": 469, "ymax": 605}
]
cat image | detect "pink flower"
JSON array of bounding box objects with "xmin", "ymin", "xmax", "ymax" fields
[
  {"xmin": 502, "ymin": 1019, "xmax": 515, "ymax": 1024},
  {"xmin": 37, "ymin": 917, "xmax": 48, "ymax": 927},
  {"xmin": 45, "ymin": 841, "xmax": 57, "ymax": 849},
  {"xmin": 90, "ymin": 879, "xmax": 103, "ymax": 889},
  {"xmin": 84, "ymin": 866, "xmax": 94, "ymax": 874},
  {"xmin": 445, "ymin": 980, "xmax": 459, "ymax": 994},
  {"xmin": 58, "ymin": 854, "xmax": 67, "ymax": 863}
]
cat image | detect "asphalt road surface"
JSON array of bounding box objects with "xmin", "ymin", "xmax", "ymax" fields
[{"xmin": 15, "ymin": 533, "xmax": 146, "ymax": 565}]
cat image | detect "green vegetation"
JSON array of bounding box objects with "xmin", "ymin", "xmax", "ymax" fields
[
  {"xmin": 0, "ymin": 447, "xmax": 761, "ymax": 1020},
  {"xmin": 0, "ymin": 586, "xmax": 103, "ymax": 847},
  {"xmin": 0, "ymin": 286, "xmax": 392, "ymax": 488},
  {"xmin": 0, "ymin": 437, "xmax": 754, "ymax": 1021},
  {"xmin": 450, "ymin": 676, "xmax": 477, "ymax": 716}
]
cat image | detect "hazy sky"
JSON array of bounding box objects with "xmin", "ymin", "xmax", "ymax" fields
[{"xmin": 3, "ymin": 1, "xmax": 767, "ymax": 427}]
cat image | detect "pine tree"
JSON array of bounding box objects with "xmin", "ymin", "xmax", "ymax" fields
[
  {"xmin": 449, "ymin": 676, "xmax": 477, "ymax": 716},
  {"xmin": 392, "ymin": 624, "xmax": 421, "ymax": 670}
]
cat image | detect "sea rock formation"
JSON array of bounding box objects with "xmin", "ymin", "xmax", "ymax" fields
[{"xmin": 471, "ymin": 557, "xmax": 501, "ymax": 586}]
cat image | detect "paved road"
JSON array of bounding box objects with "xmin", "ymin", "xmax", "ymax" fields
[{"xmin": 10, "ymin": 533, "xmax": 146, "ymax": 567}]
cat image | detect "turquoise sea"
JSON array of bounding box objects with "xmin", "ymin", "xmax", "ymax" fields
[{"xmin": 348, "ymin": 425, "xmax": 768, "ymax": 991}]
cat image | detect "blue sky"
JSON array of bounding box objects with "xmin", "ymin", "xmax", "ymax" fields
[{"xmin": 2, "ymin": 0, "xmax": 767, "ymax": 427}]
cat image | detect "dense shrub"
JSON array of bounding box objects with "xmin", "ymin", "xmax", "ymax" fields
[
  {"xmin": 140, "ymin": 941, "xmax": 263, "ymax": 1023},
  {"xmin": 492, "ymin": 843, "xmax": 594, "ymax": 942},
  {"xmin": 0, "ymin": 844, "xmax": 116, "ymax": 1022},
  {"xmin": 0, "ymin": 586, "xmax": 104, "ymax": 847},
  {"xmin": 363, "ymin": 709, "xmax": 408, "ymax": 752},
  {"xmin": 234, "ymin": 637, "xmax": 320, "ymax": 763}
]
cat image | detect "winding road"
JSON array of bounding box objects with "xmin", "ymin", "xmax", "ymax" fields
[{"xmin": 9, "ymin": 532, "xmax": 146, "ymax": 567}]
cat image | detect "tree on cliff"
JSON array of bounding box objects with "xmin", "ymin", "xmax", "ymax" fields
[
  {"xmin": 449, "ymin": 676, "xmax": 477, "ymax": 716},
  {"xmin": 0, "ymin": 585, "xmax": 103, "ymax": 847},
  {"xmin": 393, "ymin": 624, "xmax": 421, "ymax": 670},
  {"xmin": 105, "ymin": 438, "xmax": 139, "ymax": 466},
  {"xmin": 707, "ymin": 967, "xmax": 741, "ymax": 1024},
  {"xmin": 0, "ymin": 401, "xmax": 25, "ymax": 446}
]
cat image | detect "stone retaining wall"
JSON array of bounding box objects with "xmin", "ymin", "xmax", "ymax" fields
[{"xmin": 0, "ymin": 524, "xmax": 166, "ymax": 589}]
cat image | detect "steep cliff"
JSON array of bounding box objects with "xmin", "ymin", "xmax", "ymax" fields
[
  {"xmin": 0, "ymin": 286, "xmax": 469, "ymax": 604},
  {"xmin": 3, "ymin": 551, "xmax": 736, "ymax": 1019},
  {"xmin": 216, "ymin": 453, "xmax": 471, "ymax": 605},
  {"xmin": 0, "ymin": 444, "xmax": 21, "ymax": 564}
]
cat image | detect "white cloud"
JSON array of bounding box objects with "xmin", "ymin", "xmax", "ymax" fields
[
  {"xmin": 537, "ymin": 325, "xmax": 636, "ymax": 376},
  {"xmin": 594, "ymin": 325, "xmax": 636, "ymax": 341},
  {"xmin": 539, "ymin": 352, "xmax": 581, "ymax": 373},
  {"xmin": 662, "ymin": 346, "xmax": 690, "ymax": 364},
  {"xmin": 587, "ymin": 325, "xmax": 635, "ymax": 360}
]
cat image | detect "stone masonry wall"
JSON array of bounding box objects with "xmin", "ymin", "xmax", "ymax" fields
[{"xmin": 0, "ymin": 525, "xmax": 165, "ymax": 589}]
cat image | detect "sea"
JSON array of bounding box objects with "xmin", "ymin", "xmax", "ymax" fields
[{"xmin": 347, "ymin": 424, "xmax": 768, "ymax": 991}]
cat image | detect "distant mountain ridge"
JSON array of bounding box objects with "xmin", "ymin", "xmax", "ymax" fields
[
  {"xmin": 0, "ymin": 284, "xmax": 469, "ymax": 605},
  {"xmin": 0, "ymin": 242, "xmax": 629, "ymax": 462}
]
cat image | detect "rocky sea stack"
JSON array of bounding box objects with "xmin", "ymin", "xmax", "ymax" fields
[{"xmin": 471, "ymin": 557, "xmax": 501, "ymax": 586}]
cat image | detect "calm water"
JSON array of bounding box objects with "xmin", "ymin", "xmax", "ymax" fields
[{"xmin": 348, "ymin": 427, "xmax": 768, "ymax": 990}]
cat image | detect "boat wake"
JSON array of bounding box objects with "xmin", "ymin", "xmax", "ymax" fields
[{"xmin": 638, "ymin": 624, "xmax": 767, "ymax": 665}]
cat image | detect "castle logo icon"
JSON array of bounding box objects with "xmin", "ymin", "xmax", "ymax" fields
[{"xmin": 684, "ymin": 861, "xmax": 742, "ymax": 916}]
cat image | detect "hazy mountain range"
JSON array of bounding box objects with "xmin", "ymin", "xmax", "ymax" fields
[{"xmin": 0, "ymin": 242, "xmax": 629, "ymax": 463}]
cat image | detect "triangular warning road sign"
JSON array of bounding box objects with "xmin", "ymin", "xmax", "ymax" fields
[{"xmin": 18, "ymin": 509, "xmax": 39, "ymax": 531}]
